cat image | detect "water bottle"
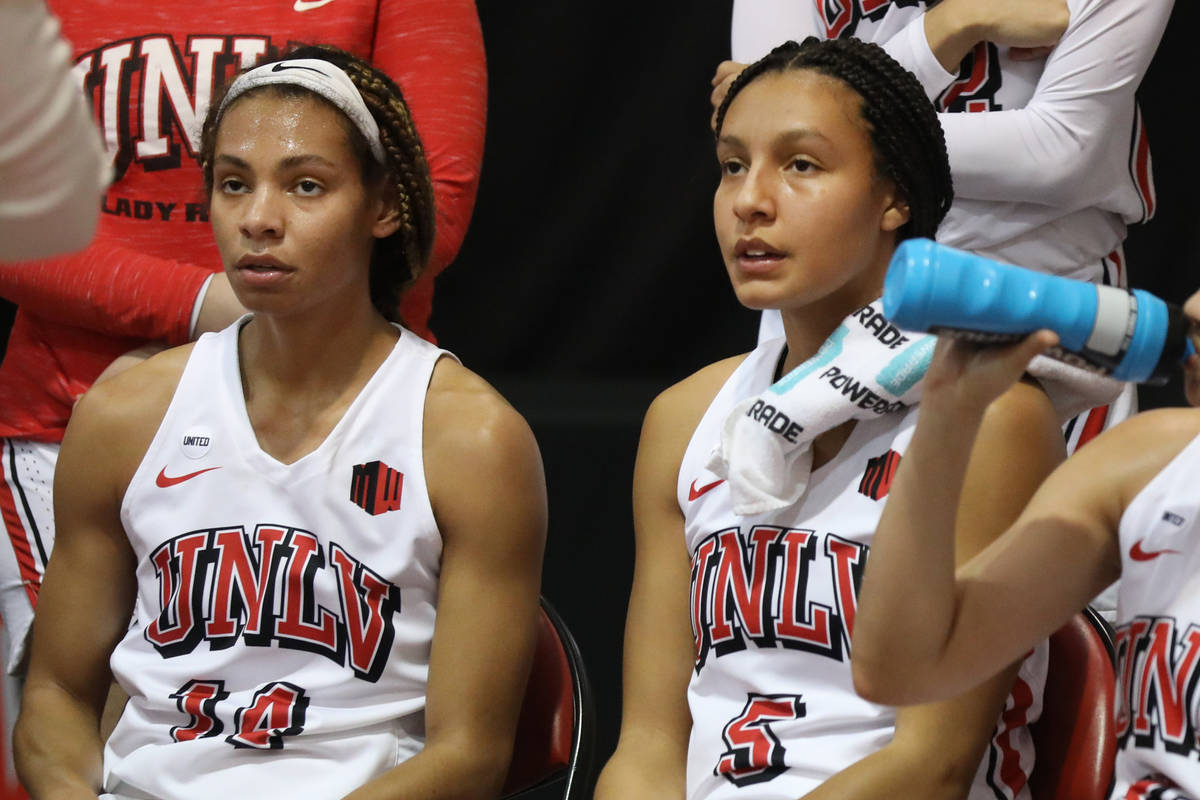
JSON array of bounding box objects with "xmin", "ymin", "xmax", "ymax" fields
[{"xmin": 882, "ymin": 239, "xmax": 1196, "ymax": 385}]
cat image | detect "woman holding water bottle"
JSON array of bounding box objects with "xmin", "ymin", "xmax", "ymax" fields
[{"xmin": 854, "ymin": 277, "xmax": 1200, "ymax": 797}]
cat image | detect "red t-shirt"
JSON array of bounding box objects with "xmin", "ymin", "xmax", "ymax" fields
[{"xmin": 0, "ymin": 0, "xmax": 485, "ymax": 442}]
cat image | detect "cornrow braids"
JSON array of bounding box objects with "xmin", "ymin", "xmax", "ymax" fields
[
  {"xmin": 714, "ymin": 37, "xmax": 953, "ymax": 241},
  {"xmin": 199, "ymin": 44, "xmax": 435, "ymax": 324}
]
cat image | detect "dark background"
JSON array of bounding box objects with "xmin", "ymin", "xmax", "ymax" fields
[{"xmin": 2, "ymin": 0, "xmax": 1197, "ymax": 787}]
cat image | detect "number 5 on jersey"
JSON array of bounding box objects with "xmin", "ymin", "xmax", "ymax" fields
[{"xmin": 715, "ymin": 693, "xmax": 806, "ymax": 786}]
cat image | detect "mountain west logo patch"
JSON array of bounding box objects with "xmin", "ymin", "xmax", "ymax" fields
[
  {"xmin": 857, "ymin": 449, "xmax": 901, "ymax": 501},
  {"xmin": 350, "ymin": 460, "xmax": 403, "ymax": 516}
]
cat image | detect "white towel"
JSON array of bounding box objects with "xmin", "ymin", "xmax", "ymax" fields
[
  {"xmin": 1026, "ymin": 354, "xmax": 1123, "ymax": 422},
  {"xmin": 708, "ymin": 299, "xmax": 934, "ymax": 516}
]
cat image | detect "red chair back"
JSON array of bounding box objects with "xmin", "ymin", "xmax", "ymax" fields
[
  {"xmin": 1027, "ymin": 607, "xmax": 1117, "ymax": 800},
  {"xmin": 501, "ymin": 600, "xmax": 594, "ymax": 799}
]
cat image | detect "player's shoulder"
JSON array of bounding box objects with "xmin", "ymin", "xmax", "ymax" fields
[
  {"xmin": 1066, "ymin": 406, "xmax": 1200, "ymax": 508},
  {"xmin": 422, "ymin": 358, "xmax": 545, "ymax": 532},
  {"xmin": 62, "ymin": 344, "xmax": 196, "ymax": 488},
  {"xmin": 633, "ymin": 353, "xmax": 751, "ymax": 478},
  {"xmin": 1096, "ymin": 406, "xmax": 1200, "ymax": 468},
  {"xmin": 73, "ymin": 344, "xmax": 194, "ymax": 434},
  {"xmin": 1116, "ymin": 405, "xmax": 1200, "ymax": 439},
  {"xmin": 645, "ymin": 353, "xmax": 749, "ymax": 438},
  {"xmin": 423, "ymin": 356, "xmax": 537, "ymax": 466},
  {"xmin": 1082, "ymin": 406, "xmax": 1200, "ymax": 462}
]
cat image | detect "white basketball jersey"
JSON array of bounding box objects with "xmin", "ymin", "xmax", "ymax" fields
[
  {"xmin": 1112, "ymin": 429, "xmax": 1200, "ymax": 799},
  {"xmin": 680, "ymin": 338, "xmax": 1046, "ymax": 800},
  {"xmin": 103, "ymin": 322, "xmax": 448, "ymax": 799}
]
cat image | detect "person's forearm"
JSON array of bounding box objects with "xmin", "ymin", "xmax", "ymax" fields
[
  {"xmin": 922, "ymin": 0, "xmax": 986, "ymax": 73},
  {"xmin": 15, "ymin": 684, "xmax": 105, "ymax": 800},
  {"xmin": 801, "ymin": 664, "xmax": 1023, "ymax": 800},
  {"xmin": 339, "ymin": 738, "xmax": 509, "ymax": 800},
  {"xmin": 0, "ymin": 244, "xmax": 214, "ymax": 345},
  {"xmin": 922, "ymin": 0, "xmax": 1071, "ymax": 73},
  {"xmin": 851, "ymin": 391, "xmax": 985, "ymax": 699},
  {"xmin": 943, "ymin": 0, "xmax": 1170, "ymax": 205},
  {"xmin": 595, "ymin": 735, "xmax": 688, "ymax": 800},
  {"xmin": 798, "ymin": 740, "xmax": 973, "ymax": 800}
]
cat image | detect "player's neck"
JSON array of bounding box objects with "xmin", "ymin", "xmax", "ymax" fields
[
  {"xmin": 242, "ymin": 289, "xmax": 390, "ymax": 375},
  {"xmin": 237, "ymin": 306, "xmax": 398, "ymax": 405},
  {"xmin": 235, "ymin": 311, "xmax": 399, "ymax": 464},
  {"xmin": 778, "ymin": 297, "xmax": 865, "ymax": 373}
]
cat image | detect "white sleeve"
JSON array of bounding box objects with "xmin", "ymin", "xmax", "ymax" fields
[
  {"xmin": 879, "ymin": 16, "xmax": 958, "ymax": 102},
  {"xmin": 940, "ymin": 0, "xmax": 1172, "ymax": 208},
  {"xmin": 734, "ymin": 2, "xmax": 958, "ymax": 98},
  {"xmin": 0, "ymin": 0, "xmax": 110, "ymax": 263},
  {"xmin": 731, "ymin": 0, "xmax": 818, "ymax": 63}
]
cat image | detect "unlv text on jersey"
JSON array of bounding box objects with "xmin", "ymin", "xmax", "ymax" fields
[
  {"xmin": 1115, "ymin": 616, "xmax": 1200, "ymax": 757},
  {"xmin": 145, "ymin": 524, "xmax": 402, "ymax": 683},
  {"xmin": 691, "ymin": 526, "xmax": 868, "ymax": 671}
]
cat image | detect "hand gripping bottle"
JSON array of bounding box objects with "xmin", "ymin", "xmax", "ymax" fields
[{"xmin": 883, "ymin": 239, "xmax": 1196, "ymax": 385}]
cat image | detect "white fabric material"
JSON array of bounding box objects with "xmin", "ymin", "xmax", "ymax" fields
[
  {"xmin": 681, "ymin": 337, "xmax": 1045, "ymax": 800},
  {"xmin": 1025, "ymin": 353, "xmax": 1122, "ymax": 422},
  {"xmin": 730, "ymin": 0, "xmax": 1171, "ymax": 275},
  {"xmin": 188, "ymin": 273, "xmax": 215, "ymax": 340},
  {"xmin": 1111, "ymin": 427, "xmax": 1200, "ymax": 798},
  {"xmin": 104, "ymin": 321, "xmax": 448, "ymax": 798},
  {"xmin": 0, "ymin": 438, "xmax": 57, "ymax": 673},
  {"xmin": 757, "ymin": 307, "xmax": 1123, "ymax": 424},
  {"xmin": 0, "ymin": 0, "xmax": 108, "ymax": 261},
  {"xmin": 219, "ymin": 58, "xmax": 385, "ymax": 163},
  {"xmin": 878, "ymin": 13, "xmax": 957, "ymax": 101},
  {"xmin": 707, "ymin": 300, "xmax": 933, "ymax": 515}
]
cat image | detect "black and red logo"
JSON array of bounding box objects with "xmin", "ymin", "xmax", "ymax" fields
[
  {"xmin": 351, "ymin": 460, "xmax": 403, "ymax": 516},
  {"xmin": 936, "ymin": 42, "xmax": 1004, "ymax": 113},
  {"xmin": 818, "ymin": 0, "xmax": 923, "ymax": 41},
  {"xmin": 858, "ymin": 449, "xmax": 901, "ymax": 501}
]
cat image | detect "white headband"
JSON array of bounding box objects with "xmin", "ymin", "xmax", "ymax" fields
[{"xmin": 217, "ymin": 59, "xmax": 386, "ymax": 164}]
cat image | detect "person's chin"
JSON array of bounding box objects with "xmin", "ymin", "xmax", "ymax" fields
[{"xmin": 731, "ymin": 282, "xmax": 788, "ymax": 312}]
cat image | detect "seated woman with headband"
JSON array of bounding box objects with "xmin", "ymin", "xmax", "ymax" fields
[{"xmin": 13, "ymin": 45, "xmax": 546, "ymax": 800}]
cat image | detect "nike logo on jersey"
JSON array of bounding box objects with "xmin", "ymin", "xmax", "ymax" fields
[
  {"xmin": 1129, "ymin": 540, "xmax": 1180, "ymax": 562},
  {"xmin": 294, "ymin": 0, "xmax": 336, "ymax": 10},
  {"xmin": 689, "ymin": 478, "xmax": 725, "ymax": 501},
  {"xmin": 156, "ymin": 466, "xmax": 221, "ymax": 488}
]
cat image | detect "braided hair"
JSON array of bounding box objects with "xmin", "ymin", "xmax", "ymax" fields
[
  {"xmin": 714, "ymin": 37, "xmax": 953, "ymax": 241},
  {"xmin": 199, "ymin": 44, "xmax": 435, "ymax": 324}
]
